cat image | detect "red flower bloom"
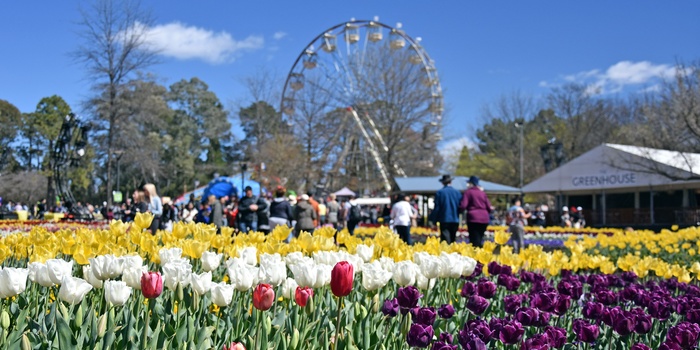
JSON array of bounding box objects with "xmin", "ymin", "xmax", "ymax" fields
[
  {"xmin": 253, "ymin": 283, "xmax": 275, "ymax": 311},
  {"xmin": 141, "ymin": 272, "xmax": 163, "ymax": 299},
  {"xmin": 222, "ymin": 342, "xmax": 246, "ymax": 350},
  {"xmin": 295, "ymin": 286, "xmax": 313, "ymax": 307},
  {"xmin": 330, "ymin": 261, "xmax": 354, "ymax": 297}
]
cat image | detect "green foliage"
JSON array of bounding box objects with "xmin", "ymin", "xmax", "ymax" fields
[{"xmin": 0, "ymin": 99, "xmax": 21, "ymax": 148}]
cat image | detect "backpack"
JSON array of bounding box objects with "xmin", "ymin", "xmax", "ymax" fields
[
  {"xmin": 506, "ymin": 208, "xmax": 520, "ymax": 225},
  {"xmin": 349, "ymin": 204, "xmax": 362, "ymax": 222}
]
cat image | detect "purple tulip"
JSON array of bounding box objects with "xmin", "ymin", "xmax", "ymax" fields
[
  {"xmin": 466, "ymin": 319, "xmax": 493, "ymax": 342},
  {"xmin": 477, "ymin": 279, "xmax": 497, "ymax": 299},
  {"xmin": 461, "ymin": 282, "xmax": 476, "ymax": 298},
  {"xmin": 586, "ymin": 274, "xmax": 608, "ymax": 289},
  {"xmin": 465, "ymin": 263, "xmax": 483, "ymax": 280},
  {"xmin": 582, "ymin": 302, "xmax": 604, "ymax": 320},
  {"xmin": 487, "ymin": 261, "xmax": 501, "ymax": 275},
  {"xmin": 530, "ymin": 280, "xmax": 555, "ymax": 294},
  {"xmin": 397, "ymin": 286, "xmax": 422, "ymax": 311},
  {"xmin": 630, "ymin": 343, "xmax": 651, "ymax": 350},
  {"xmin": 467, "ymin": 294, "xmax": 490, "ymax": 315},
  {"xmin": 658, "ymin": 341, "xmax": 683, "ymax": 350},
  {"xmin": 556, "ymin": 279, "xmax": 583, "ymax": 300},
  {"xmin": 412, "ymin": 307, "xmax": 437, "ymax": 326},
  {"xmin": 686, "ymin": 309, "xmax": 700, "ymax": 324},
  {"xmin": 438, "ymin": 304, "xmax": 455, "ymax": 319},
  {"xmin": 666, "ymin": 321, "xmax": 700, "ymax": 349},
  {"xmin": 382, "ymin": 298, "xmax": 399, "ymax": 317},
  {"xmin": 498, "ymin": 274, "xmax": 521, "ymax": 291},
  {"xmin": 407, "ymin": 323, "xmax": 434, "ymax": 348},
  {"xmin": 500, "ymin": 265, "xmax": 513, "ymax": 276},
  {"xmin": 439, "ymin": 332, "xmax": 453, "ymax": 344},
  {"xmin": 648, "ymin": 299, "xmax": 672, "ymax": 320},
  {"xmin": 552, "ymin": 295, "xmax": 571, "ymax": 316},
  {"xmin": 621, "ymin": 285, "xmax": 640, "ymax": 301},
  {"xmin": 457, "ymin": 330, "xmax": 487, "ymax": 350},
  {"xmin": 504, "ymin": 294, "xmax": 526, "ymax": 314},
  {"xmin": 621, "ymin": 271, "xmax": 638, "ymax": 282},
  {"xmin": 543, "ymin": 326, "xmax": 567, "ymax": 348},
  {"xmin": 515, "ymin": 307, "xmax": 541, "ymax": 327},
  {"xmin": 601, "ymin": 306, "xmax": 622, "ymax": 327},
  {"xmin": 612, "ymin": 310, "xmax": 636, "ymax": 336},
  {"xmin": 594, "ymin": 289, "xmax": 618, "ymax": 305},
  {"xmin": 560, "ymin": 269, "xmax": 572, "ymax": 278},
  {"xmin": 498, "ymin": 319, "xmax": 525, "ymax": 345},
  {"xmin": 635, "ymin": 312, "xmax": 652, "ymax": 334},
  {"xmin": 530, "ymin": 292, "xmax": 559, "ymax": 313},
  {"xmin": 521, "ymin": 333, "xmax": 550, "ymax": 350},
  {"xmin": 572, "ymin": 319, "xmax": 599, "ymax": 343},
  {"xmin": 430, "ymin": 341, "xmax": 457, "ymax": 350}
]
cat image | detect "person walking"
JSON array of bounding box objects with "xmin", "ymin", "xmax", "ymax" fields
[
  {"xmin": 508, "ymin": 197, "xmax": 531, "ymax": 253},
  {"xmin": 459, "ymin": 176, "xmax": 493, "ymax": 248},
  {"xmin": 209, "ymin": 195, "xmax": 224, "ymax": 231},
  {"xmin": 429, "ymin": 175, "xmax": 462, "ymax": 244},
  {"xmin": 391, "ymin": 193, "xmax": 416, "ymax": 245},
  {"xmin": 294, "ymin": 194, "xmax": 317, "ymax": 236},
  {"xmin": 238, "ymin": 186, "xmax": 267, "ymax": 232},
  {"xmin": 143, "ymin": 183, "xmax": 163, "ymax": 234},
  {"xmin": 326, "ymin": 194, "xmax": 340, "ymax": 230}
]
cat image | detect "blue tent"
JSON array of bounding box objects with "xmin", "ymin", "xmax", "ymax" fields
[{"xmin": 174, "ymin": 174, "xmax": 263, "ymax": 206}]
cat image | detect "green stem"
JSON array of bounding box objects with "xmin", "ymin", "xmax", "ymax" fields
[
  {"xmin": 255, "ymin": 309, "xmax": 262, "ymax": 350},
  {"xmin": 141, "ymin": 299, "xmax": 150, "ymax": 350},
  {"xmin": 335, "ymin": 297, "xmax": 344, "ymax": 350}
]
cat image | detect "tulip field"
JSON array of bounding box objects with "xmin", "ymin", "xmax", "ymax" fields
[{"xmin": 1, "ymin": 214, "xmax": 700, "ymax": 349}]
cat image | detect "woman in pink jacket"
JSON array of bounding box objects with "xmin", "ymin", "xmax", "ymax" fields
[{"xmin": 459, "ymin": 176, "xmax": 493, "ymax": 247}]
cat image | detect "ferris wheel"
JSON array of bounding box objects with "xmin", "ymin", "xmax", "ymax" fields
[{"xmin": 281, "ymin": 18, "xmax": 443, "ymax": 191}]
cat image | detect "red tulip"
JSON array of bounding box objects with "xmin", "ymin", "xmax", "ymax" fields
[
  {"xmin": 141, "ymin": 272, "xmax": 163, "ymax": 299},
  {"xmin": 252, "ymin": 283, "xmax": 275, "ymax": 311},
  {"xmin": 331, "ymin": 261, "xmax": 354, "ymax": 297},
  {"xmin": 295, "ymin": 286, "xmax": 313, "ymax": 307},
  {"xmin": 222, "ymin": 342, "xmax": 246, "ymax": 350}
]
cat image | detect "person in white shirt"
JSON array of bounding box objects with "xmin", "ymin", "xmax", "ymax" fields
[{"xmin": 391, "ymin": 193, "xmax": 416, "ymax": 245}]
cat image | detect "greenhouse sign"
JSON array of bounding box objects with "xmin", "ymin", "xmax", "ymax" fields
[{"xmin": 571, "ymin": 172, "xmax": 637, "ymax": 187}]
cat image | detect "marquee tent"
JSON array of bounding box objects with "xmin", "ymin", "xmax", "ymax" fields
[
  {"xmin": 333, "ymin": 187, "xmax": 356, "ymax": 197},
  {"xmin": 394, "ymin": 176, "xmax": 521, "ymax": 195}
]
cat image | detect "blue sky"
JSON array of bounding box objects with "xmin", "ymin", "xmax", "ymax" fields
[{"xmin": 2, "ymin": 1, "xmax": 699, "ymax": 157}]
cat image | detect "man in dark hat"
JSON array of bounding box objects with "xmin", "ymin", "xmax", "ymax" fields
[{"xmin": 429, "ymin": 175, "xmax": 462, "ymax": 243}]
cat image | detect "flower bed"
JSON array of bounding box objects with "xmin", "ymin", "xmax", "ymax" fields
[{"xmin": 0, "ymin": 214, "xmax": 698, "ymax": 349}]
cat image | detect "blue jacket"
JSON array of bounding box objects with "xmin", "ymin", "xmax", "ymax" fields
[{"xmin": 430, "ymin": 185, "xmax": 462, "ymax": 224}]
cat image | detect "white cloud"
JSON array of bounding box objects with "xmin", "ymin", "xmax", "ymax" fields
[
  {"xmin": 541, "ymin": 61, "xmax": 679, "ymax": 95},
  {"xmin": 439, "ymin": 137, "xmax": 477, "ymax": 172},
  {"xmin": 273, "ymin": 31, "xmax": 287, "ymax": 40},
  {"xmin": 138, "ymin": 21, "xmax": 264, "ymax": 64}
]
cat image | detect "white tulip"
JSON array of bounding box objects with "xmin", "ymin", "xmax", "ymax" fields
[
  {"xmin": 439, "ymin": 253, "xmax": 465, "ymax": 279},
  {"xmin": 258, "ymin": 254, "xmax": 286, "ymax": 287},
  {"xmin": 28, "ymin": 262, "xmax": 55, "ymax": 287},
  {"xmin": 121, "ymin": 255, "xmax": 143, "ymax": 271},
  {"xmin": 312, "ymin": 264, "xmax": 333, "ymax": 289},
  {"xmin": 378, "ymin": 257, "xmax": 396, "ymax": 273},
  {"xmin": 82, "ymin": 265, "xmax": 103, "ymax": 289},
  {"xmin": 284, "ymin": 252, "xmax": 305, "ymax": 266},
  {"xmin": 415, "ymin": 270, "xmax": 436, "ymax": 291},
  {"xmin": 89, "ymin": 254, "xmax": 124, "ymax": 280},
  {"xmin": 313, "ymin": 251, "xmax": 339, "ymax": 266},
  {"xmin": 58, "ymin": 276, "xmax": 93, "ymax": 305},
  {"xmin": 361, "ymin": 261, "xmax": 393, "ymax": 291},
  {"xmin": 280, "ymin": 278, "xmax": 298, "ymax": 299},
  {"xmin": 158, "ymin": 247, "xmax": 183, "ymax": 265},
  {"xmin": 289, "ymin": 260, "xmax": 318, "ymax": 288},
  {"xmin": 0, "ymin": 268, "xmax": 29, "ymax": 298},
  {"xmin": 226, "ymin": 258, "xmax": 258, "ymax": 291},
  {"xmin": 393, "ymin": 260, "xmax": 417, "ymax": 286},
  {"xmin": 460, "ymin": 256, "xmax": 477, "ymax": 277},
  {"xmin": 210, "ymin": 282, "xmax": 234, "ymax": 307},
  {"xmin": 190, "ymin": 272, "xmax": 212, "ymax": 295},
  {"xmin": 104, "ymin": 280, "xmax": 132, "ymax": 306},
  {"xmin": 416, "ymin": 254, "xmax": 441, "ymax": 280},
  {"xmin": 122, "ymin": 265, "xmax": 148, "ymax": 290},
  {"xmin": 356, "ymin": 244, "xmax": 374, "ymax": 263},
  {"xmin": 46, "ymin": 259, "xmax": 74, "ymax": 285},
  {"xmin": 161, "ymin": 259, "xmax": 192, "ymax": 291},
  {"xmin": 201, "ymin": 251, "xmax": 223, "ymax": 272},
  {"xmin": 238, "ymin": 247, "xmax": 258, "ymax": 266}
]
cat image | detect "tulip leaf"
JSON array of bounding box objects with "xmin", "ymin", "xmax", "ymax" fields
[
  {"xmin": 271, "ymin": 311, "xmax": 286, "ymax": 329},
  {"xmin": 194, "ymin": 326, "xmax": 214, "ymax": 350},
  {"xmin": 148, "ymin": 320, "xmax": 161, "ymax": 349},
  {"xmin": 56, "ymin": 313, "xmax": 76, "ymax": 348}
]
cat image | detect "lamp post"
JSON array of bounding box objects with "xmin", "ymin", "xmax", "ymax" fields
[
  {"xmin": 112, "ymin": 150, "xmax": 124, "ymax": 202},
  {"xmin": 514, "ymin": 122, "xmax": 524, "ymax": 192},
  {"xmin": 240, "ymin": 163, "xmax": 248, "ymax": 197}
]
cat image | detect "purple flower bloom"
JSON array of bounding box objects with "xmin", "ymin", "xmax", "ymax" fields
[
  {"xmin": 530, "ymin": 291, "xmax": 559, "ymax": 313},
  {"xmin": 630, "ymin": 343, "xmax": 651, "ymax": 350},
  {"xmin": 612, "ymin": 310, "xmax": 636, "ymax": 336},
  {"xmin": 594, "ymin": 289, "xmax": 618, "ymax": 305},
  {"xmin": 666, "ymin": 321, "xmax": 700, "ymax": 349},
  {"xmin": 498, "ymin": 319, "xmax": 525, "ymax": 345},
  {"xmin": 686, "ymin": 309, "xmax": 700, "ymax": 324},
  {"xmin": 407, "ymin": 323, "xmax": 434, "ymax": 348},
  {"xmin": 465, "ymin": 263, "xmax": 483, "ymax": 280},
  {"xmin": 658, "ymin": 341, "xmax": 683, "ymax": 350},
  {"xmin": 461, "ymin": 282, "xmax": 476, "ymax": 298},
  {"xmin": 515, "ymin": 307, "xmax": 541, "ymax": 327},
  {"xmin": 553, "ymin": 295, "xmax": 571, "ymax": 316},
  {"xmin": 466, "ymin": 319, "xmax": 493, "ymax": 342},
  {"xmin": 500, "ymin": 265, "xmax": 513, "ymax": 276},
  {"xmin": 556, "ymin": 279, "xmax": 583, "ymax": 300},
  {"xmin": 586, "ymin": 274, "xmax": 608, "ymax": 289},
  {"xmin": 397, "ymin": 286, "xmax": 422, "ymax": 311},
  {"xmin": 521, "ymin": 333, "xmax": 550, "ymax": 350},
  {"xmin": 504, "ymin": 294, "xmax": 526, "ymax": 314},
  {"xmin": 498, "ymin": 274, "xmax": 521, "ymax": 291},
  {"xmin": 621, "ymin": 271, "xmax": 638, "ymax": 282},
  {"xmin": 439, "ymin": 332, "xmax": 453, "ymax": 344},
  {"xmin": 635, "ymin": 312, "xmax": 652, "ymax": 334},
  {"xmin": 467, "ymin": 294, "xmax": 490, "ymax": 315},
  {"xmin": 582, "ymin": 302, "xmax": 604, "ymax": 320},
  {"xmin": 430, "ymin": 341, "xmax": 457, "ymax": 350},
  {"xmin": 457, "ymin": 330, "xmax": 487, "ymax": 350},
  {"xmin": 572, "ymin": 319, "xmax": 599, "ymax": 343},
  {"xmin": 438, "ymin": 304, "xmax": 455, "ymax": 319},
  {"xmin": 648, "ymin": 299, "xmax": 672, "ymax": 320},
  {"xmin": 412, "ymin": 307, "xmax": 437, "ymax": 326},
  {"xmin": 544, "ymin": 326, "xmax": 567, "ymax": 348},
  {"xmin": 477, "ymin": 279, "xmax": 497, "ymax": 299},
  {"xmin": 382, "ymin": 298, "xmax": 399, "ymax": 317},
  {"xmin": 487, "ymin": 261, "xmax": 501, "ymax": 275}
]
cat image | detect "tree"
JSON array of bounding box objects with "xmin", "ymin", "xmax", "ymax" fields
[
  {"xmin": 0, "ymin": 99, "xmax": 21, "ymax": 172},
  {"xmin": 73, "ymin": 0, "xmax": 159, "ymax": 207}
]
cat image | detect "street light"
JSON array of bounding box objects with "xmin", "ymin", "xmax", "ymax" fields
[
  {"xmin": 112, "ymin": 150, "xmax": 124, "ymax": 202},
  {"xmin": 240, "ymin": 163, "xmax": 248, "ymax": 198},
  {"xmin": 514, "ymin": 122, "xmax": 524, "ymax": 191}
]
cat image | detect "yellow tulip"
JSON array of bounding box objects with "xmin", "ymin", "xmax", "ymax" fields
[
  {"xmin": 494, "ymin": 230, "xmax": 511, "ymax": 245},
  {"xmin": 134, "ymin": 212, "xmax": 154, "ymax": 231}
]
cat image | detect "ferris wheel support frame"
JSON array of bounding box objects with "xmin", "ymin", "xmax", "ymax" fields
[{"xmin": 347, "ymin": 107, "xmax": 392, "ymax": 191}]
